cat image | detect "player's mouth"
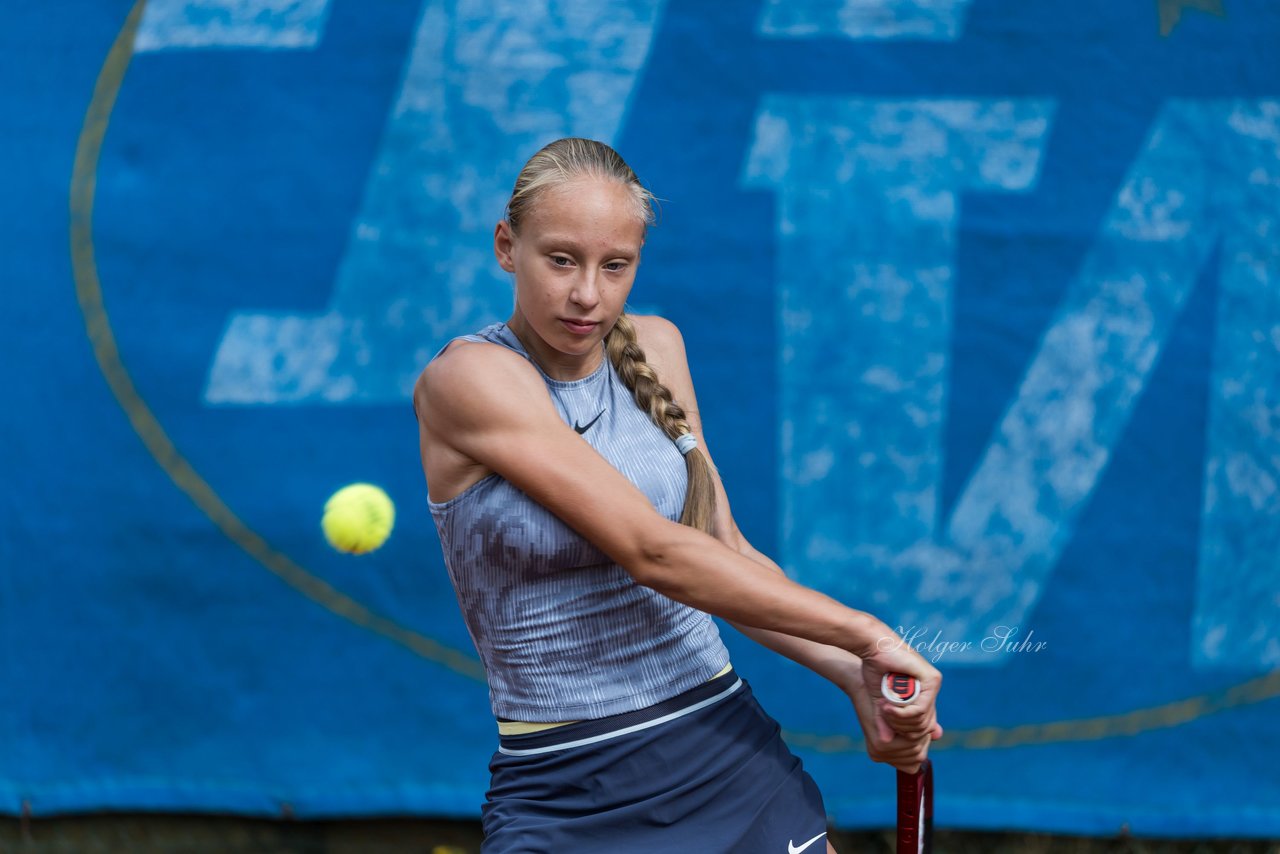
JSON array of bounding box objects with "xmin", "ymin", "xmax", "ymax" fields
[{"xmin": 560, "ymin": 318, "xmax": 599, "ymax": 335}]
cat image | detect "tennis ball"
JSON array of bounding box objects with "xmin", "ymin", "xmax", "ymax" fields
[{"xmin": 322, "ymin": 483, "xmax": 395, "ymax": 555}]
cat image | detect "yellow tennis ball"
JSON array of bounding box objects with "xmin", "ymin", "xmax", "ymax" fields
[{"xmin": 322, "ymin": 483, "xmax": 395, "ymax": 555}]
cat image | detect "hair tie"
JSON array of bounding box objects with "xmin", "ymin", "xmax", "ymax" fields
[{"xmin": 674, "ymin": 433, "xmax": 698, "ymax": 456}]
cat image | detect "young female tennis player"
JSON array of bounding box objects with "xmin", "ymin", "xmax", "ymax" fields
[{"xmin": 415, "ymin": 138, "xmax": 942, "ymax": 852}]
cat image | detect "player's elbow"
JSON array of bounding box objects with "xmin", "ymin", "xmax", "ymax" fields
[{"xmin": 619, "ymin": 521, "xmax": 700, "ymax": 593}]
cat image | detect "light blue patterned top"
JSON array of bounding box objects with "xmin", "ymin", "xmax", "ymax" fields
[{"xmin": 428, "ymin": 323, "xmax": 730, "ymax": 721}]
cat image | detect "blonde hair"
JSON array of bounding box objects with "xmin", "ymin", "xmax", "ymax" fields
[
  {"xmin": 506, "ymin": 138, "xmax": 716, "ymax": 534},
  {"xmin": 505, "ymin": 137, "xmax": 656, "ymax": 233}
]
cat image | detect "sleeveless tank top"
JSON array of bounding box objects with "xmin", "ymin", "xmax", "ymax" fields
[{"xmin": 427, "ymin": 323, "xmax": 730, "ymax": 721}]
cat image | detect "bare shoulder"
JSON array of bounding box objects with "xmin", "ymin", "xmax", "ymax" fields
[
  {"xmin": 414, "ymin": 338, "xmax": 560, "ymax": 502},
  {"xmin": 414, "ymin": 339, "xmax": 542, "ymax": 428},
  {"xmin": 627, "ymin": 313, "xmax": 690, "ymax": 374}
]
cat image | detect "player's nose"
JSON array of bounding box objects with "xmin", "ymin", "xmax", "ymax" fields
[{"xmin": 571, "ymin": 273, "xmax": 601, "ymax": 309}]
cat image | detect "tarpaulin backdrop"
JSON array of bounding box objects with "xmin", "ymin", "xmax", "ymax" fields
[{"xmin": 4, "ymin": 0, "xmax": 1279, "ymax": 837}]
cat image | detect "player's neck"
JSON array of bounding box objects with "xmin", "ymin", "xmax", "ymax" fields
[{"xmin": 506, "ymin": 315, "xmax": 603, "ymax": 382}]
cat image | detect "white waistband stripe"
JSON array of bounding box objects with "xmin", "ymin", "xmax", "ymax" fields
[{"xmin": 497, "ymin": 678, "xmax": 744, "ymax": 756}]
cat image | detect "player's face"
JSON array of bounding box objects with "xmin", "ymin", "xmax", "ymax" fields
[{"xmin": 496, "ymin": 177, "xmax": 645, "ymax": 380}]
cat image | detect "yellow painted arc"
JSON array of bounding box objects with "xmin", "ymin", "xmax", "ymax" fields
[{"xmin": 72, "ymin": 0, "xmax": 1280, "ymax": 754}]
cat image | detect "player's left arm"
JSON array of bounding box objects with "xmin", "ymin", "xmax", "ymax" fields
[{"xmin": 633, "ymin": 314, "xmax": 941, "ymax": 763}]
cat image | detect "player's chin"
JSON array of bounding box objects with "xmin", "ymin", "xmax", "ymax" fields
[{"xmin": 554, "ymin": 325, "xmax": 607, "ymax": 352}]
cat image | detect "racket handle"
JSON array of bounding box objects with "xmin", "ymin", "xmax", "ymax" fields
[
  {"xmin": 886, "ymin": 673, "xmax": 933, "ymax": 852},
  {"xmin": 882, "ymin": 671, "xmax": 919, "ymax": 705},
  {"xmin": 896, "ymin": 759, "xmax": 934, "ymax": 854}
]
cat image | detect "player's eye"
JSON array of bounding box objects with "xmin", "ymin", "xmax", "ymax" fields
[
  {"xmin": 604, "ymin": 261, "xmax": 627, "ymax": 272},
  {"xmin": 550, "ymin": 255, "xmax": 573, "ymax": 267}
]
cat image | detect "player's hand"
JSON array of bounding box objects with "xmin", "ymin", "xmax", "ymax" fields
[
  {"xmin": 845, "ymin": 678, "xmax": 938, "ymax": 774},
  {"xmin": 858, "ymin": 635, "xmax": 943, "ymax": 771}
]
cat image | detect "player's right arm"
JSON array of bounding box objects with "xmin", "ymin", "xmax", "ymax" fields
[{"xmin": 415, "ymin": 340, "xmax": 934, "ymax": 709}]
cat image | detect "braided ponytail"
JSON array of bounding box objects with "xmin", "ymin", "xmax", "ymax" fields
[{"xmin": 606, "ymin": 313, "xmax": 717, "ymax": 534}]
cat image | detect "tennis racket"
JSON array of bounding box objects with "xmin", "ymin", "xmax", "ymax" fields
[{"xmin": 882, "ymin": 673, "xmax": 934, "ymax": 854}]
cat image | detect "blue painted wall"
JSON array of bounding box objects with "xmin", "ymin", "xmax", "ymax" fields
[{"xmin": 3, "ymin": 0, "xmax": 1279, "ymax": 836}]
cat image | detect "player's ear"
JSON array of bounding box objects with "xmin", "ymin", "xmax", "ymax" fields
[{"xmin": 494, "ymin": 220, "xmax": 517, "ymax": 273}]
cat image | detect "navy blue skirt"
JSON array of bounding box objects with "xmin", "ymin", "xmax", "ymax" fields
[{"xmin": 481, "ymin": 669, "xmax": 829, "ymax": 853}]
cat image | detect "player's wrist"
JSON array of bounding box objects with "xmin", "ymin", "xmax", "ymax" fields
[
  {"xmin": 848, "ymin": 612, "xmax": 900, "ymax": 660},
  {"xmin": 833, "ymin": 661, "xmax": 865, "ymax": 696}
]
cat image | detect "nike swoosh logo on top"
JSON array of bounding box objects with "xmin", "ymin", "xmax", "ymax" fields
[
  {"xmin": 788, "ymin": 831, "xmax": 827, "ymax": 854},
  {"xmin": 573, "ymin": 409, "xmax": 606, "ymax": 435}
]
